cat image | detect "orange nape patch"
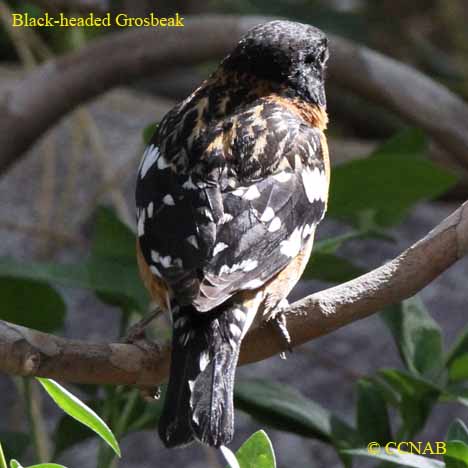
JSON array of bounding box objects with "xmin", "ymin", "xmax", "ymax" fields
[
  {"xmin": 267, "ymin": 95, "xmax": 328, "ymax": 131},
  {"xmin": 136, "ymin": 240, "xmax": 171, "ymax": 312}
]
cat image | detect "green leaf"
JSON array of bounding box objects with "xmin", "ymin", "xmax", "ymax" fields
[
  {"xmin": 0, "ymin": 207, "xmax": 148, "ymax": 315},
  {"xmin": 446, "ymin": 326, "xmax": 468, "ymax": 365},
  {"xmin": 356, "ymin": 379, "xmax": 392, "ymax": 444},
  {"xmin": 381, "ymin": 296, "xmax": 444, "ymax": 378},
  {"xmin": 37, "ymin": 379, "xmax": 120, "ymax": 457},
  {"xmin": 91, "ymin": 207, "xmax": 135, "ymax": 262},
  {"xmin": 449, "ymin": 356, "xmax": 468, "ymax": 382},
  {"xmin": 313, "ymin": 231, "xmax": 368, "ymax": 254},
  {"xmin": 0, "ymin": 277, "xmax": 65, "ymax": 332},
  {"xmin": 89, "ymin": 207, "xmax": 146, "ymax": 312},
  {"xmin": 234, "ymin": 430, "xmax": 276, "ymax": 468},
  {"xmin": 446, "ymin": 326, "xmax": 468, "ymax": 383},
  {"xmin": 235, "ymin": 379, "xmax": 358, "ymax": 447},
  {"xmin": 444, "ymin": 441, "xmax": 468, "ymax": 468},
  {"xmin": 142, "ymin": 122, "xmax": 158, "ymax": 145},
  {"xmin": 328, "ymin": 128, "xmax": 457, "ymax": 228},
  {"xmin": 303, "ymin": 231, "xmax": 368, "ymax": 282},
  {"xmin": 378, "ymin": 369, "xmax": 440, "ymax": 438},
  {"xmin": 0, "ymin": 257, "xmax": 147, "ymax": 315},
  {"xmin": 0, "ymin": 442, "xmax": 7, "ymax": 468},
  {"xmin": 0, "ymin": 432, "xmax": 29, "ymax": 462},
  {"xmin": 303, "ymin": 252, "xmax": 365, "ymax": 283},
  {"xmin": 11, "ymin": 463, "xmax": 68, "ymax": 468},
  {"xmin": 343, "ymin": 447, "xmax": 444, "ymax": 467},
  {"xmin": 448, "ymin": 420, "xmax": 468, "ymax": 444}
]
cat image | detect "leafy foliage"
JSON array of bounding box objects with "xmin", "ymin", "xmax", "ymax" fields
[
  {"xmin": 233, "ymin": 430, "xmax": 276, "ymax": 468},
  {"xmin": 328, "ymin": 129, "xmax": 456, "ymax": 229},
  {"xmin": 0, "ymin": 128, "xmax": 464, "ymax": 467},
  {"xmin": 0, "ymin": 208, "xmax": 148, "ymax": 314},
  {"xmin": 0, "ymin": 278, "xmax": 65, "ymax": 332},
  {"xmin": 37, "ymin": 379, "xmax": 120, "ymax": 457}
]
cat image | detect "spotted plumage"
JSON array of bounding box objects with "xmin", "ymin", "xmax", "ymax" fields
[{"xmin": 135, "ymin": 20, "xmax": 330, "ymax": 448}]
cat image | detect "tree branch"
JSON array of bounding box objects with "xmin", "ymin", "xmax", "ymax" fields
[
  {"xmin": 2, "ymin": 15, "xmax": 468, "ymax": 174},
  {"xmin": 1, "ymin": 200, "xmax": 467, "ymax": 386}
]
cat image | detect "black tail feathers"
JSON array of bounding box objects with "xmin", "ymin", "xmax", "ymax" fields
[{"xmin": 158, "ymin": 303, "xmax": 250, "ymax": 448}]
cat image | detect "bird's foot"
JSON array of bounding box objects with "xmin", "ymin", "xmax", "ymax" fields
[
  {"xmin": 124, "ymin": 307, "xmax": 162, "ymax": 344},
  {"xmin": 124, "ymin": 308, "xmax": 162, "ymax": 401},
  {"xmin": 271, "ymin": 299, "xmax": 292, "ymax": 360}
]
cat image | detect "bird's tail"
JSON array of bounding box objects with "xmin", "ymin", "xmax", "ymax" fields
[{"xmin": 158, "ymin": 302, "xmax": 253, "ymax": 448}]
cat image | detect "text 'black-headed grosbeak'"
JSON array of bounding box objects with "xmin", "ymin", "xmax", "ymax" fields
[{"xmin": 135, "ymin": 20, "xmax": 330, "ymax": 448}]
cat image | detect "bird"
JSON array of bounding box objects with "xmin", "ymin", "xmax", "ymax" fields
[{"xmin": 135, "ymin": 20, "xmax": 330, "ymax": 449}]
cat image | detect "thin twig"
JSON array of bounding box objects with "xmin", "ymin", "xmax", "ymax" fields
[
  {"xmin": 0, "ymin": 220, "xmax": 84, "ymax": 246},
  {"xmin": 0, "ymin": 2, "xmax": 36, "ymax": 67},
  {"xmin": 75, "ymin": 109, "xmax": 133, "ymax": 227},
  {"xmin": 54, "ymin": 112, "xmax": 85, "ymax": 250},
  {"xmin": 36, "ymin": 131, "xmax": 57, "ymax": 257}
]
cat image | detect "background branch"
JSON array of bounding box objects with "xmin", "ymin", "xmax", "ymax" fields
[
  {"xmin": 1, "ymin": 200, "xmax": 467, "ymax": 386},
  {"xmin": 2, "ymin": 15, "xmax": 468, "ymax": 175}
]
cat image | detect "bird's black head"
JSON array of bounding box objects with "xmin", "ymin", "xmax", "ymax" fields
[{"xmin": 222, "ymin": 20, "xmax": 329, "ymax": 106}]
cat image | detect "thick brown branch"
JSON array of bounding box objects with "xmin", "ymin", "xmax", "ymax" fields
[
  {"xmin": 2, "ymin": 15, "xmax": 468, "ymax": 174},
  {"xmin": 1, "ymin": 201, "xmax": 467, "ymax": 386}
]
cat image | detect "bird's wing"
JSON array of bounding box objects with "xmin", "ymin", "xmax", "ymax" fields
[{"xmin": 136, "ymin": 101, "xmax": 329, "ymax": 311}]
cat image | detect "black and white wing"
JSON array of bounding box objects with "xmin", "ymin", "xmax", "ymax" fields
[{"xmin": 135, "ymin": 102, "xmax": 329, "ymax": 312}]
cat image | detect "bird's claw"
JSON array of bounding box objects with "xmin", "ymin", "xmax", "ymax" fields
[
  {"xmin": 124, "ymin": 309, "xmax": 162, "ymax": 401},
  {"xmin": 271, "ymin": 300, "xmax": 292, "ymax": 359},
  {"xmin": 124, "ymin": 307, "xmax": 161, "ymax": 344}
]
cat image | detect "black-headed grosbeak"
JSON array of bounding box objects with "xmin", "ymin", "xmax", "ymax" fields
[{"xmin": 135, "ymin": 20, "xmax": 329, "ymax": 448}]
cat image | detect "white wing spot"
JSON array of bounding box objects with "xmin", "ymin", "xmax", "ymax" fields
[
  {"xmin": 163, "ymin": 194, "xmax": 175, "ymax": 206},
  {"xmin": 219, "ymin": 259, "xmax": 258, "ymax": 275},
  {"xmin": 182, "ymin": 177, "xmax": 197, "ymax": 190},
  {"xmin": 232, "ymin": 187, "xmax": 245, "ymax": 197},
  {"xmin": 186, "ymin": 235, "xmax": 199, "ymax": 249},
  {"xmin": 280, "ymin": 227, "xmax": 303, "ymax": 257},
  {"xmin": 160, "ymin": 255, "xmax": 172, "ymax": 268},
  {"xmin": 220, "ymin": 213, "xmax": 234, "ymax": 224},
  {"xmin": 201, "ymin": 208, "xmax": 214, "ymax": 222},
  {"xmin": 147, "ymin": 201, "xmax": 154, "ymax": 218},
  {"xmin": 302, "ymin": 167, "xmax": 328, "ymax": 203},
  {"xmin": 139, "ymin": 145, "xmax": 159, "ymax": 178},
  {"xmin": 229, "ymin": 323, "xmax": 242, "ymax": 338},
  {"xmin": 302, "ymin": 224, "xmax": 314, "ymax": 239},
  {"xmin": 213, "ymin": 242, "xmax": 228, "ymax": 256},
  {"xmin": 151, "ymin": 250, "xmax": 160, "ymax": 262},
  {"xmin": 268, "ymin": 217, "xmax": 281, "ymax": 232},
  {"xmin": 241, "ymin": 259, "xmax": 257, "ymax": 272},
  {"xmin": 156, "ymin": 154, "xmax": 171, "ymax": 170},
  {"xmin": 244, "ymin": 279, "xmax": 264, "ymax": 289},
  {"xmin": 137, "ymin": 209, "xmax": 146, "ymax": 237},
  {"xmin": 232, "ymin": 308, "xmax": 245, "ymax": 322},
  {"xmin": 243, "ymin": 185, "xmax": 261, "ymax": 200},
  {"xmin": 273, "ymin": 171, "xmax": 292, "ymax": 183},
  {"xmin": 260, "ymin": 207, "xmax": 275, "ymax": 222},
  {"xmin": 150, "ymin": 265, "xmax": 162, "ymax": 278},
  {"xmin": 199, "ymin": 351, "xmax": 210, "ymax": 372}
]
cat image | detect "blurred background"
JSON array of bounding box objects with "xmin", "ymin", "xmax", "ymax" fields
[{"xmin": 1, "ymin": 1, "xmax": 468, "ymax": 467}]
